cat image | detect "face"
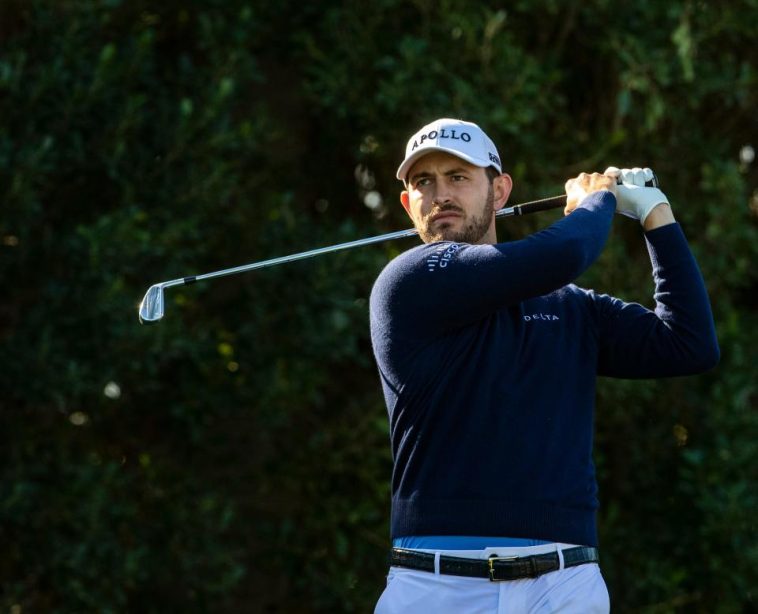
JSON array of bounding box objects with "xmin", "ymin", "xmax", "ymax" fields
[{"xmin": 401, "ymin": 152, "xmax": 512, "ymax": 244}]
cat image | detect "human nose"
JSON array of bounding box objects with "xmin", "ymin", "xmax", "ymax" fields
[{"xmin": 431, "ymin": 181, "xmax": 453, "ymax": 205}]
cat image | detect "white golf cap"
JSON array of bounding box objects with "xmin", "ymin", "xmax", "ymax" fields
[{"xmin": 396, "ymin": 118, "xmax": 502, "ymax": 181}]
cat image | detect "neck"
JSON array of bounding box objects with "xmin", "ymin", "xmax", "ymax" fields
[{"xmin": 477, "ymin": 222, "xmax": 498, "ymax": 245}]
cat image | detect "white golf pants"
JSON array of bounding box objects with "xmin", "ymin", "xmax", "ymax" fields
[{"xmin": 374, "ymin": 544, "xmax": 610, "ymax": 614}]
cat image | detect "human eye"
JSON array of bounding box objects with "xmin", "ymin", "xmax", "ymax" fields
[{"xmin": 413, "ymin": 177, "xmax": 432, "ymax": 188}]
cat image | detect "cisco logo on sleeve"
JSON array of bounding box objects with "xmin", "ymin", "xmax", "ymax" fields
[{"xmin": 426, "ymin": 243, "xmax": 461, "ymax": 271}]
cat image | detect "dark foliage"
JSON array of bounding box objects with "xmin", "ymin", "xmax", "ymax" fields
[{"xmin": 1, "ymin": 1, "xmax": 756, "ymax": 612}]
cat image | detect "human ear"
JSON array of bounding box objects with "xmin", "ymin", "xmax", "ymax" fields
[
  {"xmin": 493, "ymin": 174, "xmax": 513, "ymax": 211},
  {"xmin": 400, "ymin": 190, "xmax": 412, "ymax": 217}
]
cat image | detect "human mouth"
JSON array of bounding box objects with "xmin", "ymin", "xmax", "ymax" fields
[{"xmin": 430, "ymin": 211, "xmax": 463, "ymax": 224}]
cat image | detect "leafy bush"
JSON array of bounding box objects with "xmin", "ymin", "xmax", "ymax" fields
[{"xmin": 1, "ymin": 1, "xmax": 755, "ymax": 612}]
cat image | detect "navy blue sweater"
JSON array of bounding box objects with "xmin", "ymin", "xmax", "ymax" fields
[{"xmin": 369, "ymin": 191, "xmax": 719, "ymax": 547}]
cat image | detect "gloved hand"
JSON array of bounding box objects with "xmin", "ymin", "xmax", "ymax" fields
[{"xmin": 604, "ymin": 167, "xmax": 669, "ymax": 224}]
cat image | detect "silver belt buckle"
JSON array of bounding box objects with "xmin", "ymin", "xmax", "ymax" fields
[{"xmin": 487, "ymin": 554, "xmax": 518, "ymax": 582}]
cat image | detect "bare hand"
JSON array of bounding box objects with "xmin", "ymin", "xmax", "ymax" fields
[{"xmin": 564, "ymin": 172, "xmax": 617, "ymax": 215}]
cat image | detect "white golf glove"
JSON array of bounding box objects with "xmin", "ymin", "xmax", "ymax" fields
[{"xmin": 605, "ymin": 167, "xmax": 669, "ymax": 224}]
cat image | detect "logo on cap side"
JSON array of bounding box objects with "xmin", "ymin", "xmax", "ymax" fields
[{"xmin": 411, "ymin": 128, "xmax": 472, "ymax": 152}]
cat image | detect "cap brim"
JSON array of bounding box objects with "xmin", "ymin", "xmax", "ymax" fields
[{"xmin": 396, "ymin": 147, "xmax": 493, "ymax": 181}]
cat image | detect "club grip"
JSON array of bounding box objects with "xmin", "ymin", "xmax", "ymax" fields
[
  {"xmin": 615, "ymin": 171, "xmax": 660, "ymax": 188},
  {"xmin": 510, "ymin": 195, "xmax": 566, "ymax": 216},
  {"xmin": 509, "ymin": 172, "xmax": 660, "ymax": 217}
]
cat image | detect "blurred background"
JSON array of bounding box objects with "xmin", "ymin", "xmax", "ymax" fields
[{"xmin": 1, "ymin": 1, "xmax": 756, "ymax": 612}]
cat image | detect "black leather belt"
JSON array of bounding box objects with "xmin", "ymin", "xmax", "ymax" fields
[{"xmin": 390, "ymin": 546, "xmax": 599, "ymax": 582}]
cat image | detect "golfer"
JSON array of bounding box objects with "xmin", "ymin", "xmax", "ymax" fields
[{"xmin": 369, "ymin": 118, "xmax": 719, "ymax": 613}]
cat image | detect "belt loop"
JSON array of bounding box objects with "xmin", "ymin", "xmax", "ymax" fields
[
  {"xmin": 557, "ymin": 546, "xmax": 565, "ymax": 570},
  {"xmin": 434, "ymin": 552, "xmax": 441, "ymax": 575}
]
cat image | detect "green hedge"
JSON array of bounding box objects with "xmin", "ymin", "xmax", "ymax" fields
[{"xmin": 1, "ymin": 1, "xmax": 756, "ymax": 612}]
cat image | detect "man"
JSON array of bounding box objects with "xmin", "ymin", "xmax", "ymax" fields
[{"xmin": 370, "ymin": 118, "xmax": 719, "ymax": 613}]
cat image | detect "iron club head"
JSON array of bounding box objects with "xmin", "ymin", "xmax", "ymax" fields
[{"xmin": 139, "ymin": 284, "xmax": 165, "ymax": 324}]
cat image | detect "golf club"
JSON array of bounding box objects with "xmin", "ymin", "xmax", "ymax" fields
[
  {"xmin": 138, "ymin": 195, "xmax": 567, "ymax": 324},
  {"xmin": 139, "ymin": 173, "xmax": 658, "ymax": 325}
]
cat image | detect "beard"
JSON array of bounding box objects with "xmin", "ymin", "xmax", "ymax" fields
[{"xmin": 418, "ymin": 183, "xmax": 495, "ymax": 244}]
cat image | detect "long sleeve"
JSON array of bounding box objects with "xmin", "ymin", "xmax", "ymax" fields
[{"xmin": 592, "ymin": 223, "xmax": 720, "ymax": 378}]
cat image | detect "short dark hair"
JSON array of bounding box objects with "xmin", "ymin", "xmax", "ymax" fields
[{"xmin": 485, "ymin": 166, "xmax": 501, "ymax": 183}]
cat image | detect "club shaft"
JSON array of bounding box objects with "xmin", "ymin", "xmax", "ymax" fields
[
  {"xmin": 187, "ymin": 228, "xmax": 420, "ymax": 285},
  {"xmin": 167, "ymin": 194, "xmax": 566, "ymax": 287},
  {"xmin": 139, "ymin": 193, "xmax": 568, "ymax": 322}
]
